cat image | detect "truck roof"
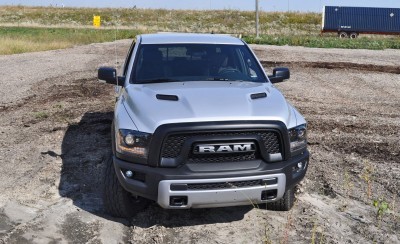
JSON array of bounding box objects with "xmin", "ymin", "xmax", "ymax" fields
[{"xmin": 139, "ymin": 33, "xmax": 244, "ymax": 45}]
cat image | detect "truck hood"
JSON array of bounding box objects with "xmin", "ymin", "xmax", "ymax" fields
[{"xmin": 122, "ymin": 81, "xmax": 295, "ymax": 133}]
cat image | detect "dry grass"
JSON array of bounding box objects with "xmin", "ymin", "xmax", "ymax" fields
[
  {"xmin": 0, "ymin": 26, "xmax": 138, "ymax": 55},
  {"xmin": 0, "ymin": 36, "xmax": 70, "ymax": 55},
  {"xmin": 0, "ymin": 5, "xmax": 321, "ymax": 35},
  {"xmin": 0, "ymin": 5, "xmax": 398, "ymax": 54}
]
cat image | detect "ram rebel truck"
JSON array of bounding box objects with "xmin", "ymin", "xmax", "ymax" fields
[{"xmin": 98, "ymin": 33, "xmax": 309, "ymax": 217}]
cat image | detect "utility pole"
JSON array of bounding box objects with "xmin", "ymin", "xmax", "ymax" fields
[{"xmin": 255, "ymin": 0, "xmax": 259, "ymax": 38}]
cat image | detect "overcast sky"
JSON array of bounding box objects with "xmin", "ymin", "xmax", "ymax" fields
[{"xmin": 1, "ymin": 0, "xmax": 399, "ymax": 12}]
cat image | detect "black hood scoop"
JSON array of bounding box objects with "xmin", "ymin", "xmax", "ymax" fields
[
  {"xmin": 250, "ymin": 92, "xmax": 267, "ymax": 100},
  {"xmin": 156, "ymin": 94, "xmax": 179, "ymax": 101}
]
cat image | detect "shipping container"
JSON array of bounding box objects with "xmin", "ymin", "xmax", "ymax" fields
[{"xmin": 321, "ymin": 6, "xmax": 400, "ymax": 38}]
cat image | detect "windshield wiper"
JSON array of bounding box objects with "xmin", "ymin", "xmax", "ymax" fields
[
  {"xmin": 209, "ymin": 77, "xmax": 229, "ymax": 81},
  {"xmin": 208, "ymin": 77, "xmax": 246, "ymax": 82},
  {"xmin": 138, "ymin": 78, "xmax": 180, "ymax": 84}
]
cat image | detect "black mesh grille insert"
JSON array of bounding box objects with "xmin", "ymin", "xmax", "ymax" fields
[
  {"xmin": 187, "ymin": 180, "xmax": 262, "ymax": 190},
  {"xmin": 160, "ymin": 130, "xmax": 281, "ymax": 163},
  {"xmin": 187, "ymin": 152, "xmax": 258, "ymax": 163}
]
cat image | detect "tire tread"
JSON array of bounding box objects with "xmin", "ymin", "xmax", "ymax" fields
[
  {"xmin": 103, "ymin": 155, "xmax": 148, "ymax": 218},
  {"xmin": 266, "ymin": 187, "xmax": 295, "ymax": 211}
]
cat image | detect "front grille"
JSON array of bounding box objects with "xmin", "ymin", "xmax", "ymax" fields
[
  {"xmin": 161, "ymin": 134, "xmax": 187, "ymax": 158},
  {"xmin": 187, "ymin": 151, "xmax": 258, "ymax": 163},
  {"xmin": 160, "ymin": 131, "xmax": 281, "ymax": 163},
  {"xmin": 187, "ymin": 180, "xmax": 262, "ymax": 190}
]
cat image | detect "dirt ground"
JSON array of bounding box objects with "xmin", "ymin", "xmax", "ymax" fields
[{"xmin": 0, "ymin": 40, "xmax": 399, "ymax": 244}]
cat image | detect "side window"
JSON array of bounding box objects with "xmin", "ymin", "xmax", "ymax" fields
[
  {"xmin": 239, "ymin": 49, "xmax": 259, "ymax": 80},
  {"xmin": 123, "ymin": 41, "xmax": 136, "ymax": 76}
]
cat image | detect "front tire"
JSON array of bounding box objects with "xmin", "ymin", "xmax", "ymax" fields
[
  {"xmin": 266, "ymin": 187, "xmax": 295, "ymax": 211},
  {"xmin": 103, "ymin": 155, "xmax": 149, "ymax": 218}
]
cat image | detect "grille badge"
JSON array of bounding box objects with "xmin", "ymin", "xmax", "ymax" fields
[{"xmin": 194, "ymin": 143, "xmax": 256, "ymax": 154}]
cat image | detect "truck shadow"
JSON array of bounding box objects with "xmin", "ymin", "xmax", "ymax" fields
[
  {"xmin": 59, "ymin": 112, "xmax": 252, "ymax": 227},
  {"xmin": 59, "ymin": 112, "xmax": 113, "ymax": 214}
]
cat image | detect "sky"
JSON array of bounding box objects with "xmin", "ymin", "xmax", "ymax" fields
[{"xmin": 0, "ymin": 0, "xmax": 399, "ymax": 12}]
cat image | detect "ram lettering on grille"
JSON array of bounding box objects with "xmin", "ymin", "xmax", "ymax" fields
[{"xmin": 196, "ymin": 143, "xmax": 255, "ymax": 154}]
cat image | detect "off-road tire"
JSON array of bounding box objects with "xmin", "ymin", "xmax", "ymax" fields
[
  {"xmin": 103, "ymin": 155, "xmax": 148, "ymax": 218},
  {"xmin": 266, "ymin": 187, "xmax": 295, "ymax": 211}
]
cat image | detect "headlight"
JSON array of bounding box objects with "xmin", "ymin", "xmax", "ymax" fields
[
  {"xmin": 116, "ymin": 129, "xmax": 152, "ymax": 159},
  {"xmin": 289, "ymin": 124, "xmax": 307, "ymax": 152}
]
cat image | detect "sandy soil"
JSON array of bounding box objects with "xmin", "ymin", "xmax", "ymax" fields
[{"xmin": 0, "ymin": 40, "xmax": 399, "ymax": 244}]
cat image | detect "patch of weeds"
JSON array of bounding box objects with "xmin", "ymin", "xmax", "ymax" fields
[
  {"xmin": 361, "ymin": 160, "xmax": 374, "ymax": 199},
  {"xmin": 373, "ymin": 199, "xmax": 389, "ymax": 220},
  {"xmin": 343, "ymin": 169, "xmax": 354, "ymax": 196},
  {"xmin": 53, "ymin": 103, "xmax": 63, "ymax": 109},
  {"xmin": 263, "ymin": 225, "xmax": 273, "ymax": 244},
  {"xmin": 53, "ymin": 110, "xmax": 75, "ymax": 124},
  {"xmin": 338, "ymin": 169, "xmax": 353, "ymax": 212},
  {"xmin": 311, "ymin": 219, "xmax": 326, "ymax": 244},
  {"xmin": 33, "ymin": 111, "xmax": 49, "ymax": 119},
  {"xmin": 373, "ymin": 198, "xmax": 391, "ymax": 230}
]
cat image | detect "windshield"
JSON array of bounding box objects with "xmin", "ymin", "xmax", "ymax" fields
[{"xmin": 131, "ymin": 43, "xmax": 267, "ymax": 84}]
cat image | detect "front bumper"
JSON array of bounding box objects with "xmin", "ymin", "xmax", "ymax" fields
[
  {"xmin": 157, "ymin": 174, "xmax": 286, "ymax": 208},
  {"xmin": 113, "ymin": 150, "xmax": 309, "ymax": 209}
]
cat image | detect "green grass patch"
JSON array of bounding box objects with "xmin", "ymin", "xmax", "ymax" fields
[
  {"xmin": 244, "ymin": 35, "xmax": 400, "ymax": 50},
  {"xmin": 33, "ymin": 111, "xmax": 49, "ymax": 119},
  {"xmin": 0, "ymin": 26, "xmax": 140, "ymax": 54}
]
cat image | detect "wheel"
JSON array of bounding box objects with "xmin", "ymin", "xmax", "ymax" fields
[
  {"xmin": 339, "ymin": 31, "xmax": 348, "ymax": 38},
  {"xmin": 103, "ymin": 155, "xmax": 149, "ymax": 218},
  {"xmin": 266, "ymin": 187, "xmax": 295, "ymax": 211},
  {"xmin": 349, "ymin": 32, "xmax": 358, "ymax": 39}
]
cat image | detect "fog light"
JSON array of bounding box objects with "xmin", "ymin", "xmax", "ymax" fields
[
  {"xmin": 293, "ymin": 161, "xmax": 306, "ymax": 173},
  {"xmin": 125, "ymin": 170, "xmax": 134, "ymax": 178},
  {"xmin": 297, "ymin": 162, "xmax": 303, "ymax": 169}
]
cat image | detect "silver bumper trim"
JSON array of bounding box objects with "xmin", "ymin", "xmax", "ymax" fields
[{"xmin": 157, "ymin": 174, "xmax": 286, "ymax": 209}]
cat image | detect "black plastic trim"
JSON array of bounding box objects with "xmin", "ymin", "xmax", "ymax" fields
[
  {"xmin": 147, "ymin": 120, "xmax": 289, "ymax": 167},
  {"xmin": 170, "ymin": 184, "xmax": 188, "ymax": 191},
  {"xmin": 113, "ymin": 150, "xmax": 309, "ymax": 201}
]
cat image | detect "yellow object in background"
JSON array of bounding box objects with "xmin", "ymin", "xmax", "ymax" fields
[{"xmin": 93, "ymin": 16, "xmax": 101, "ymax": 28}]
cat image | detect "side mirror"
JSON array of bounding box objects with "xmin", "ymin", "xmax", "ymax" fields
[
  {"xmin": 98, "ymin": 67, "xmax": 124, "ymax": 86},
  {"xmin": 268, "ymin": 67, "xmax": 290, "ymax": 83}
]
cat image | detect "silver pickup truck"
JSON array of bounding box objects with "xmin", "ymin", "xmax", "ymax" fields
[{"xmin": 98, "ymin": 33, "xmax": 309, "ymax": 217}]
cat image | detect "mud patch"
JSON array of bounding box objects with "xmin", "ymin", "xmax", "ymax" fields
[{"xmin": 61, "ymin": 213, "xmax": 101, "ymax": 243}]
